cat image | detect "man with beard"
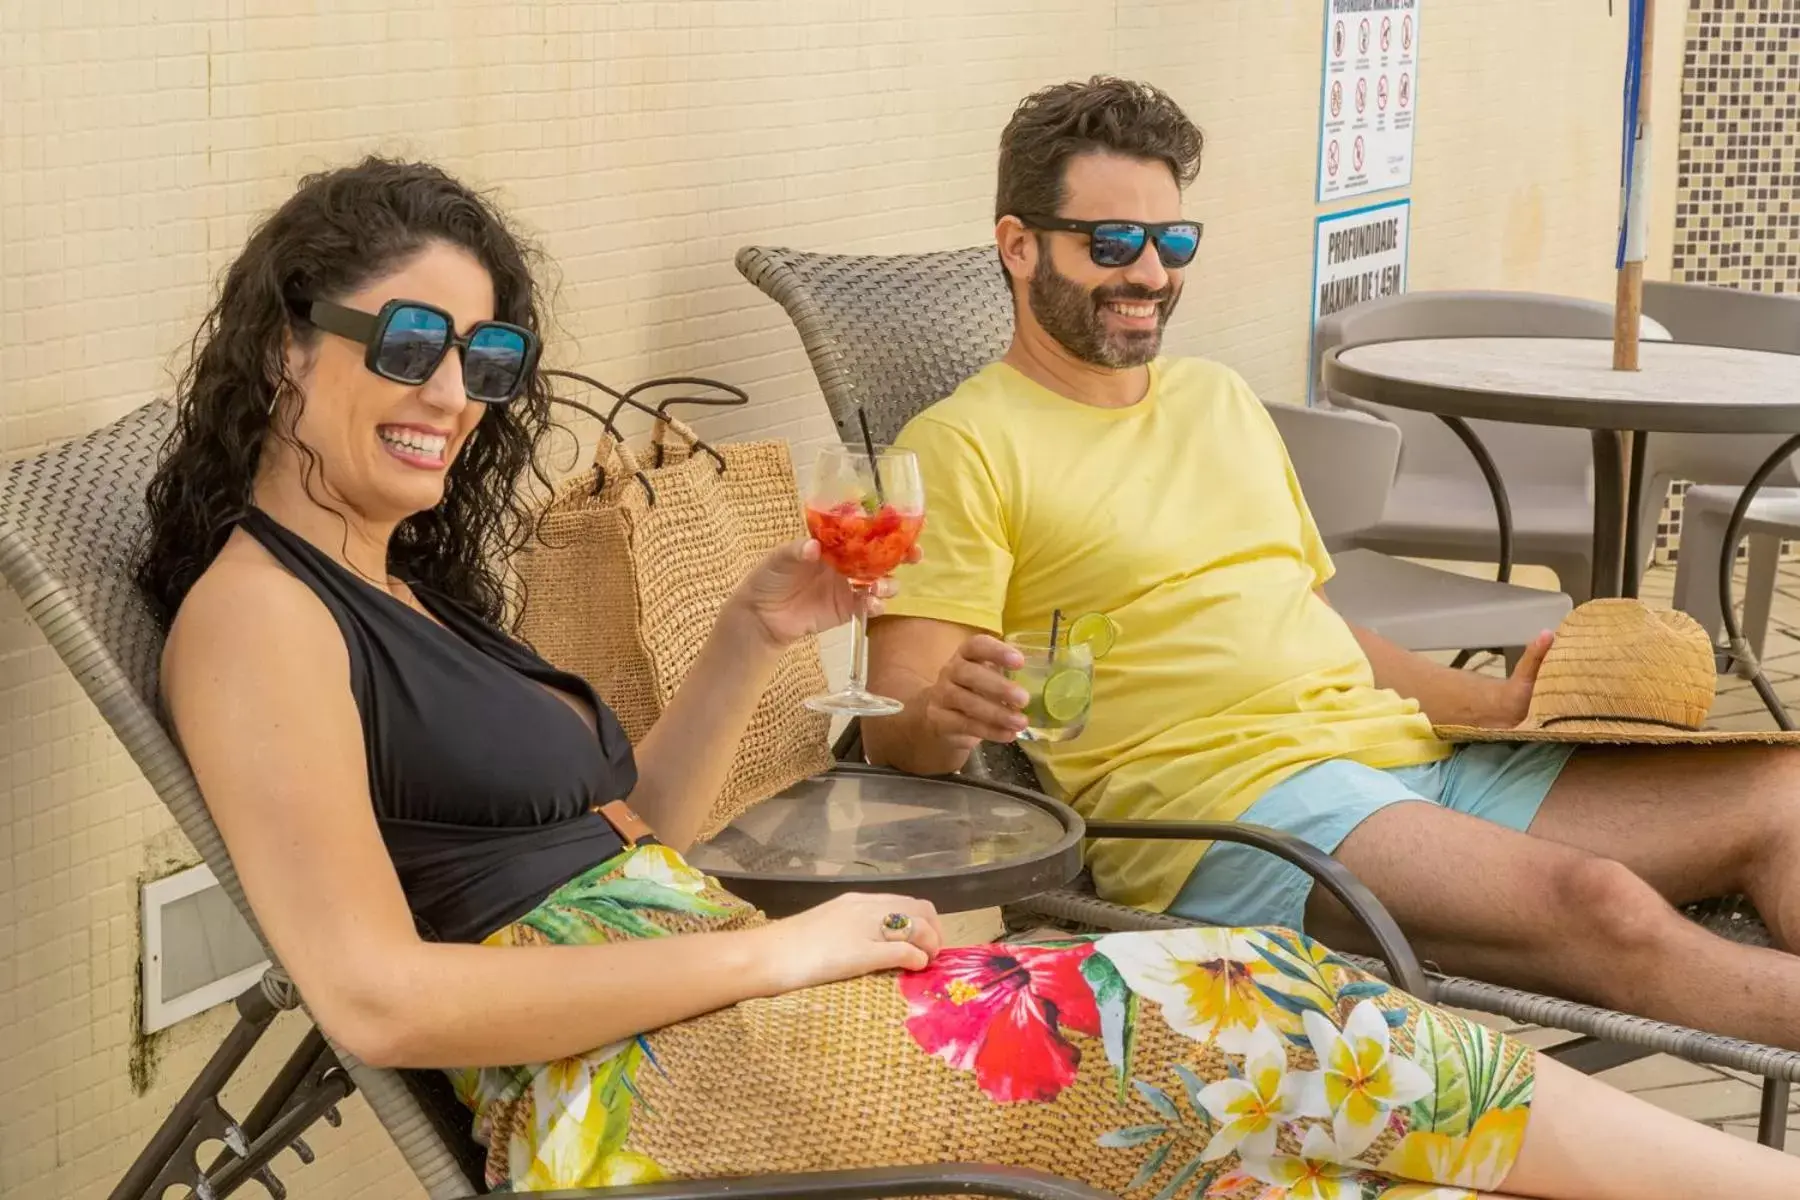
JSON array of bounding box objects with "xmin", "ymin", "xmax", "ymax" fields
[{"xmin": 864, "ymin": 75, "xmax": 1800, "ymax": 1053}]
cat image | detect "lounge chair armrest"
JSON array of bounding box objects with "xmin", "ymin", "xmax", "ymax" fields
[
  {"xmin": 1083, "ymin": 818, "xmax": 1431, "ymax": 999},
  {"xmin": 829, "ymin": 728, "xmax": 1428, "ymax": 996},
  {"xmin": 528, "ymin": 1164, "xmax": 1116, "ymax": 1200}
]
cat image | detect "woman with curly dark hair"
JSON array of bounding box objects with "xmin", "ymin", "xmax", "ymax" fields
[
  {"xmin": 140, "ymin": 152, "xmax": 1791, "ymax": 1198},
  {"xmin": 138, "ymin": 159, "xmax": 550, "ymax": 631}
]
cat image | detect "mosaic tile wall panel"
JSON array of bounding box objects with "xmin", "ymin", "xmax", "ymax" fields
[
  {"xmin": 1655, "ymin": 0, "xmax": 1800, "ymax": 563},
  {"xmin": 1670, "ymin": 0, "xmax": 1800, "ymax": 291}
]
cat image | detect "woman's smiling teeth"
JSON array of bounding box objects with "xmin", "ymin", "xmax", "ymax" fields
[{"xmin": 378, "ymin": 425, "xmax": 449, "ymax": 467}]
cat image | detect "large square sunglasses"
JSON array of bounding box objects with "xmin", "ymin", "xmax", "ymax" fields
[
  {"xmin": 1018, "ymin": 216, "xmax": 1204, "ymax": 269},
  {"xmin": 303, "ymin": 298, "xmax": 540, "ymax": 404}
]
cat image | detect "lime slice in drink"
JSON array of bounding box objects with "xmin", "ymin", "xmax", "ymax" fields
[
  {"xmin": 1067, "ymin": 612, "xmax": 1118, "ymax": 659},
  {"xmin": 1041, "ymin": 668, "xmax": 1093, "ymax": 722}
]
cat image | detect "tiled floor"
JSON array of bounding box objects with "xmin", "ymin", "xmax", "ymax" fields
[{"xmin": 1447, "ymin": 561, "xmax": 1800, "ymax": 1149}]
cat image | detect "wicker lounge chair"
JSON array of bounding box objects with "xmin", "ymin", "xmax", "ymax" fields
[
  {"xmin": 0, "ymin": 401, "xmax": 1125, "ymax": 1200},
  {"xmin": 0, "ymin": 366, "xmax": 1436, "ymax": 1198},
  {"xmin": 735, "ymin": 242, "xmax": 1800, "ymax": 1149}
]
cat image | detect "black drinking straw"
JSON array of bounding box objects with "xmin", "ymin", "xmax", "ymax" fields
[
  {"xmin": 856, "ymin": 407, "xmax": 885, "ymax": 502},
  {"xmin": 1049, "ymin": 608, "xmax": 1063, "ymax": 663}
]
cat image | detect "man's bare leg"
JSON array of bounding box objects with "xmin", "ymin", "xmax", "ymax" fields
[
  {"xmin": 1525, "ymin": 744, "xmax": 1800, "ymax": 949},
  {"xmin": 1306, "ymin": 799, "xmax": 1800, "ymax": 1049}
]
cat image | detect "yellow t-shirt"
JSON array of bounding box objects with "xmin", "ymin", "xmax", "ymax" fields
[{"xmin": 884, "ymin": 357, "xmax": 1449, "ymax": 912}]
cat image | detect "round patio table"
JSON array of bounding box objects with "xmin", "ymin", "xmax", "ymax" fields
[
  {"xmin": 1321, "ymin": 335, "xmax": 1800, "ymax": 725},
  {"xmin": 683, "ymin": 764, "xmax": 1085, "ymax": 918}
]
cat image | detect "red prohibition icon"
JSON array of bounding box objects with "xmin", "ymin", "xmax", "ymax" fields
[
  {"xmin": 1381, "ymin": 16, "xmax": 1392, "ymax": 51},
  {"xmin": 1377, "ymin": 75, "xmax": 1390, "ymax": 111},
  {"xmin": 1355, "ymin": 76, "xmax": 1368, "ymax": 112},
  {"xmin": 1330, "ymin": 80, "xmax": 1343, "ymax": 118},
  {"xmin": 1358, "ymin": 18, "xmax": 1371, "ymax": 54},
  {"xmin": 1352, "ymin": 136, "xmax": 1366, "ymax": 172},
  {"xmin": 1327, "ymin": 140, "xmax": 1341, "ymax": 177}
]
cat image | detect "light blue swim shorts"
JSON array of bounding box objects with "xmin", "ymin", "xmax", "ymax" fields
[{"xmin": 1167, "ymin": 743, "xmax": 1577, "ymax": 932}]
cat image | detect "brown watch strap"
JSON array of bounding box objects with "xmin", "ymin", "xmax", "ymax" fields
[{"xmin": 595, "ymin": 800, "xmax": 656, "ymax": 846}]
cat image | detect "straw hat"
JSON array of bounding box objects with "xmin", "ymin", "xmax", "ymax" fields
[{"xmin": 1433, "ymin": 598, "xmax": 1800, "ymax": 745}]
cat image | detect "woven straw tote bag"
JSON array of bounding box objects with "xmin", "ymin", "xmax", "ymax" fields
[{"xmin": 513, "ymin": 416, "xmax": 835, "ymax": 840}]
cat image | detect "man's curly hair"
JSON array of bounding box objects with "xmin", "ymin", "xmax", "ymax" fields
[{"xmin": 995, "ymin": 76, "xmax": 1204, "ymax": 222}]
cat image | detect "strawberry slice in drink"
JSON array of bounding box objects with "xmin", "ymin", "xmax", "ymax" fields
[{"xmin": 806, "ymin": 500, "xmax": 925, "ymax": 583}]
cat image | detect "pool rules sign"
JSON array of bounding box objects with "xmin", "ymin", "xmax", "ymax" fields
[
  {"xmin": 1318, "ymin": 0, "xmax": 1420, "ymax": 202},
  {"xmin": 1308, "ymin": 198, "xmax": 1410, "ymax": 403}
]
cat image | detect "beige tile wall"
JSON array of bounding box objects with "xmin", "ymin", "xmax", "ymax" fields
[{"xmin": 0, "ymin": 2, "xmax": 1685, "ymax": 1196}]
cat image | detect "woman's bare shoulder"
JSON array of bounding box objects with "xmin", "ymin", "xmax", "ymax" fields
[{"xmin": 163, "ymin": 529, "xmax": 348, "ymax": 695}]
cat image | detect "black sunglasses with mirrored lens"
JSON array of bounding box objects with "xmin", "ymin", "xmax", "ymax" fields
[
  {"xmin": 1019, "ymin": 216, "xmax": 1204, "ymax": 269},
  {"xmin": 304, "ymin": 298, "xmax": 540, "ymax": 404}
]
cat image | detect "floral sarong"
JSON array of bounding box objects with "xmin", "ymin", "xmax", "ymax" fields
[{"xmin": 446, "ymin": 843, "xmax": 1533, "ymax": 1198}]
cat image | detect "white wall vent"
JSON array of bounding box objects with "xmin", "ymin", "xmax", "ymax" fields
[{"xmin": 141, "ymin": 863, "xmax": 269, "ymax": 1034}]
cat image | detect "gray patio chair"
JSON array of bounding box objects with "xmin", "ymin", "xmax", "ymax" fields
[
  {"xmin": 1674, "ymin": 489, "xmax": 1800, "ymax": 665},
  {"xmin": 1260, "ymin": 400, "xmax": 1570, "ymax": 656},
  {"xmin": 1648, "ymin": 282, "xmax": 1800, "ymax": 663},
  {"xmin": 1319, "ymin": 289, "xmax": 1800, "ymax": 605},
  {"xmin": 735, "ymin": 242, "xmax": 1800, "ymax": 1148},
  {"xmin": 1645, "ymin": 280, "xmax": 1800, "ymax": 356},
  {"xmin": 1315, "ymin": 290, "xmax": 1668, "ymax": 604},
  {"xmin": 0, "ymin": 401, "xmax": 1120, "ymax": 1200}
]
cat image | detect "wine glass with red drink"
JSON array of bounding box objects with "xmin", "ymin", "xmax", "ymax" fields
[{"xmin": 801, "ymin": 444, "xmax": 925, "ymax": 716}]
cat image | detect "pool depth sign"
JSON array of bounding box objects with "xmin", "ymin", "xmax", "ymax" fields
[{"xmin": 1307, "ymin": 198, "xmax": 1411, "ymax": 406}]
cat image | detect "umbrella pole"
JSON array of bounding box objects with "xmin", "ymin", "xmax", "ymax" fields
[
  {"xmin": 1614, "ymin": 264, "xmax": 1645, "ymax": 373},
  {"xmin": 1614, "ymin": 0, "xmax": 1656, "ymax": 371}
]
